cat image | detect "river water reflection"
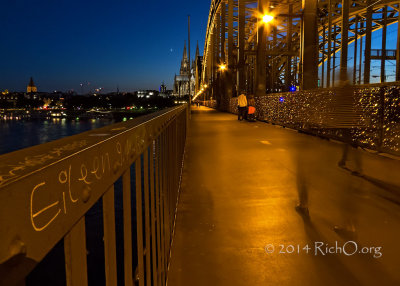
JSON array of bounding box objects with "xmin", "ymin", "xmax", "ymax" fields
[{"xmin": 0, "ymin": 118, "xmax": 115, "ymax": 155}]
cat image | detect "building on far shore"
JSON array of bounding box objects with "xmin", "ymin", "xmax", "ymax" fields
[
  {"xmin": 27, "ymin": 77, "xmax": 37, "ymax": 93},
  {"xmin": 0, "ymin": 91, "xmax": 18, "ymax": 108},
  {"xmin": 137, "ymin": 90, "xmax": 159, "ymax": 98},
  {"xmin": 159, "ymin": 82, "xmax": 170, "ymax": 98}
]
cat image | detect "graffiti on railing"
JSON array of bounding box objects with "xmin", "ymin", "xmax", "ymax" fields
[
  {"xmin": 0, "ymin": 140, "xmax": 88, "ymax": 187},
  {"xmin": 28, "ymin": 132, "xmax": 147, "ymax": 232},
  {"xmin": 29, "ymin": 155, "xmax": 110, "ymax": 232}
]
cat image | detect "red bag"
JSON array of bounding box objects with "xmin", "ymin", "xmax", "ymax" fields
[{"xmin": 248, "ymin": 106, "xmax": 256, "ymax": 114}]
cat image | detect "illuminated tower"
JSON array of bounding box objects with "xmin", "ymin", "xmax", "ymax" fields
[
  {"xmin": 180, "ymin": 41, "xmax": 190, "ymax": 76},
  {"xmin": 27, "ymin": 77, "xmax": 38, "ymax": 93},
  {"xmin": 173, "ymin": 41, "xmax": 195, "ymax": 97}
]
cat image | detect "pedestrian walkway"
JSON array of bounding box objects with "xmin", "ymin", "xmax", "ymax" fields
[{"xmin": 167, "ymin": 106, "xmax": 400, "ymax": 286}]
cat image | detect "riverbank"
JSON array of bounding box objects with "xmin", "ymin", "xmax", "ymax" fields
[{"xmin": 0, "ymin": 108, "xmax": 158, "ymax": 121}]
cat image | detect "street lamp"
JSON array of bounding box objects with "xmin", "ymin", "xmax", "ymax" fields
[
  {"xmin": 262, "ymin": 14, "xmax": 274, "ymax": 23},
  {"xmin": 219, "ymin": 64, "xmax": 227, "ymax": 71}
]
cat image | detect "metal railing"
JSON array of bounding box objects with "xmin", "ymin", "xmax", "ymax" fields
[
  {"xmin": 0, "ymin": 105, "xmax": 188, "ymax": 286},
  {"xmin": 204, "ymin": 83, "xmax": 400, "ymax": 156}
]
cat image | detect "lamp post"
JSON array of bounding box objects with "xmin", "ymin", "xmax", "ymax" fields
[{"xmin": 255, "ymin": 6, "xmax": 273, "ymax": 97}]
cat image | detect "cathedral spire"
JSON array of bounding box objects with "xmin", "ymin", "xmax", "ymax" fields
[
  {"xmin": 183, "ymin": 40, "xmax": 187, "ymax": 60},
  {"xmin": 180, "ymin": 41, "xmax": 190, "ymax": 75}
]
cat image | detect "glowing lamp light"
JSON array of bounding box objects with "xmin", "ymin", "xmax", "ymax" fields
[
  {"xmin": 279, "ymin": 97, "xmax": 285, "ymax": 103},
  {"xmin": 290, "ymin": 85, "xmax": 296, "ymax": 92},
  {"xmin": 262, "ymin": 14, "xmax": 274, "ymax": 23},
  {"xmin": 219, "ymin": 64, "xmax": 227, "ymax": 71}
]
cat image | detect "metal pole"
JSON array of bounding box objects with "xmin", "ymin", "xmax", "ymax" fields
[
  {"xmin": 216, "ymin": 11, "xmax": 221, "ymax": 65},
  {"xmin": 272, "ymin": 26, "xmax": 277, "ymax": 92},
  {"xmin": 227, "ymin": 0, "xmax": 234, "ymax": 97},
  {"xmin": 256, "ymin": 0, "xmax": 267, "ymax": 96},
  {"xmin": 228, "ymin": 0, "xmax": 234, "ymax": 68},
  {"xmin": 301, "ymin": 0, "xmax": 318, "ymax": 90},
  {"xmin": 359, "ymin": 21, "xmax": 363, "ymax": 84},
  {"xmin": 381, "ymin": 5, "xmax": 387, "ymax": 83},
  {"xmin": 209, "ymin": 27, "xmax": 214, "ymax": 98},
  {"xmin": 213, "ymin": 25, "xmax": 218, "ymax": 100},
  {"xmin": 220, "ymin": 5, "xmax": 227, "ymax": 108},
  {"xmin": 285, "ymin": 4, "xmax": 293, "ymax": 91},
  {"xmin": 207, "ymin": 38, "xmax": 213, "ymax": 89},
  {"xmin": 327, "ymin": 0, "xmax": 332, "ymax": 87},
  {"xmin": 298, "ymin": 15, "xmax": 303, "ymax": 88},
  {"xmin": 216, "ymin": 11, "xmax": 221, "ymax": 108},
  {"xmin": 333, "ymin": 25, "xmax": 336, "ymax": 86},
  {"xmin": 322, "ymin": 24, "xmax": 326, "ymax": 88},
  {"xmin": 221, "ymin": 5, "xmax": 226, "ymax": 63},
  {"xmin": 238, "ymin": 0, "xmax": 246, "ymax": 92},
  {"xmin": 364, "ymin": 1, "xmax": 372, "ymax": 84},
  {"xmin": 340, "ymin": 0, "xmax": 349, "ymax": 82},
  {"xmin": 353, "ymin": 16, "xmax": 358, "ymax": 85}
]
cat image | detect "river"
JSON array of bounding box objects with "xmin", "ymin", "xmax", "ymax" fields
[{"xmin": 0, "ymin": 118, "xmax": 115, "ymax": 155}]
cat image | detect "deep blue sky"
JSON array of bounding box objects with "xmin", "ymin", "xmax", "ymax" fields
[{"xmin": 0, "ymin": 0, "xmax": 210, "ymax": 93}]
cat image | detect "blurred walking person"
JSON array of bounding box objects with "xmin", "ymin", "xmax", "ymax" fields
[
  {"xmin": 330, "ymin": 78, "xmax": 363, "ymax": 238},
  {"xmin": 334, "ymin": 79, "xmax": 363, "ymax": 174},
  {"xmin": 295, "ymin": 141, "xmax": 310, "ymax": 218}
]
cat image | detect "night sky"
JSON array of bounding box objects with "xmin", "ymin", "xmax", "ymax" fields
[
  {"xmin": 0, "ymin": 0, "xmax": 398, "ymax": 93},
  {"xmin": 0, "ymin": 0, "xmax": 210, "ymax": 93}
]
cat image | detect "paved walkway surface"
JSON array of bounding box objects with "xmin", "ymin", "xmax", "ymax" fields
[{"xmin": 167, "ymin": 106, "xmax": 400, "ymax": 286}]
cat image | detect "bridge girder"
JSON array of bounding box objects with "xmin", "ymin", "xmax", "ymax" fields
[{"xmin": 200, "ymin": 0, "xmax": 400, "ymax": 107}]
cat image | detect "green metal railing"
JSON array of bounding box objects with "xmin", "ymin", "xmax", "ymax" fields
[{"xmin": 0, "ymin": 105, "xmax": 188, "ymax": 286}]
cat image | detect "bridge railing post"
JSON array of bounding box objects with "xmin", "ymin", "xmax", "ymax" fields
[
  {"xmin": 103, "ymin": 185, "xmax": 118, "ymax": 286},
  {"xmin": 64, "ymin": 217, "xmax": 88, "ymax": 286},
  {"xmin": 122, "ymin": 169, "xmax": 133, "ymax": 286}
]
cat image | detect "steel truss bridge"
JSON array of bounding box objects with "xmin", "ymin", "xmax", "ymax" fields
[
  {"xmin": 2, "ymin": 1, "xmax": 400, "ymax": 286},
  {"xmin": 198, "ymin": 0, "xmax": 400, "ymax": 105}
]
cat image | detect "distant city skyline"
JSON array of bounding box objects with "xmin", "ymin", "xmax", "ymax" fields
[{"xmin": 0, "ymin": 0, "xmax": 209, "ymax": 92}]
